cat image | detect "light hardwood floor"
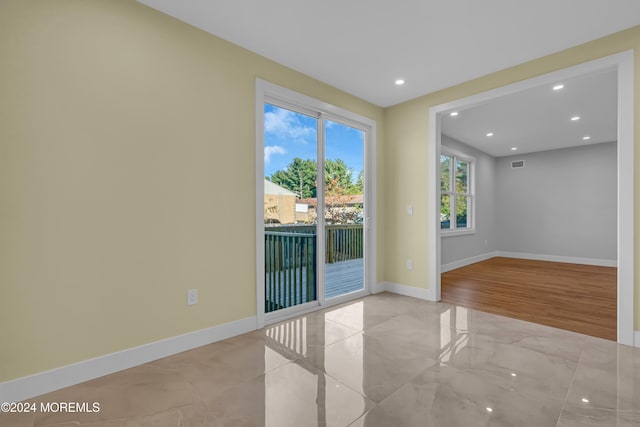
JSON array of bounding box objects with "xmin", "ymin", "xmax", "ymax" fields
[{"xmin": 441, "ymin": 257, "xmax": 617, "ymax": 341}]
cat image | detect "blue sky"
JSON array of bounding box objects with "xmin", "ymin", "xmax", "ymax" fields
[{"xmin": 263, "ymin": 103, "xmax": 364, "ymax": 182}]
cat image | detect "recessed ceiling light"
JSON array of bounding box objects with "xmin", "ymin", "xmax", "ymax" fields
[
  {"xmin": 486, "ymin": 132, "xmax": 494, "ymax": 137},
  {"xmin": 571, "ymin": 116, "xmax": 581, "ymax": 121},
  {"xmin": 583, "ymin": 136, "xmax": 591, "ymax": 140},
  {"xmin": 450, "ymin": 111, "xmax": 459, "ymax": 117},
  {"xmin": 511, "ymin": 147, "xmax": 518, "ymax": 151},
  {"xmin": 553, "ymin": 84, "xmax": 565, "ymax": 91},
  {"xmin": 486, "ymin": 407, "xmax": 493, "ymax": 413},
  {"xmin": 581, "ymin": 398, "xmax": 589, "ymax": 404},
  {"xmin": 510, "ymin": 373, "xmax": 517, "ymax": 377},
  {"xmin": 395, "ymin": 79, "xmax": 405, "ymax": 86}
]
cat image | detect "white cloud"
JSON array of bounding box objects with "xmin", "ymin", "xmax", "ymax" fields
[
  {"xmin": 264, "ymin": 108, "xmax": 314, "ymax": 142},
  {"xmin": 264, "ymin": 145, "xmax": 286, "ymax": 163}
]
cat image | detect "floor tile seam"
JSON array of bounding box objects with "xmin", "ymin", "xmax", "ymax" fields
[
  {"xmin": 318, "ymin": 369, "xmax": 378, "ymax": 407},
  {"xmin": 366, "ymin": 360, "xmax": 442, "ymax": 411},
  {"xmin": 568, "ymin": 407, "xmax": 640, "ymax": 414},
  {"xmin": 362, "ymin": 332, "xmax": 424, "ymax": 352},
  {"xmin": 323, "ymin": 317, "xmax": 363, "ymax": 335},
  {"xmin": 263, "ymin": 347, "xmax": 307, "ymax": 367},
  {"xmin": 182, "ymin": 360, "xmax": 289, "ymax": 412},
  {"xmin": 304, "ymin": 335, "xmax": 362, "ymax": 356},
  {"xmin": 326, "ymin": 312, "xmax": 404, "ymax": 333},
  {"xmin": 463, "ymin": 307, "xmax": 598, "ymax": 341},
  {"xmin": 309, "ymin": 344, "xmax": 437, "ymax": 407},
  {"xmin": 436, "ymin": 355, "xmax": 582, "ymax": 404},
  {"xmin": 558, "ymin": 348, "xmax": 586, "ymax": 418},
  {"xmin": 297, "ymin": 363, "xmax": 378, "ymax": 425},
  {"xmin": 300, "ymin": 338, "xmax": 440, "ymax": 391},
  {"xmin": 196, "ymin": 366, "xmax": 287, "ymax": 417},
  {"xmin": 357, "ymin": 312, "xmax": 428, "ymax": 336},
  {"xmin": 346, "ymin": 405, "xmax": 380, "ymax": 427},
  {"xmin": 306, "ymin": 318, "xmax": 363, "ymax": 348},
  {"xmin": 264, "ymin": 355, "xmax": 305, "ymax": 378},
  {"xmin": 555, "ymin": 406, "xmax": 640, "ymax": 427},
  {"xmin": 144, "ymin": 360, "xmax": 251, "ymax": 408}
]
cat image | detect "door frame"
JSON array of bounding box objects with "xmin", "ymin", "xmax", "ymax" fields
[
  {"xmin": 428, "ymin": 51, "xmax": 635, "ymax": 346},
  {"xmin": 255, "ymin": 79, "xmax": 377, "ymax": 328}
]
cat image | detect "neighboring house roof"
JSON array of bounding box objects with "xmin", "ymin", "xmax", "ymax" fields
[
  {"xmin": 264, "ymin": 179, "xmax": 297, "ymax": 196},
  {"xmin": 298, "ymin": 195, "xmax": 364, "ymax": 207}
]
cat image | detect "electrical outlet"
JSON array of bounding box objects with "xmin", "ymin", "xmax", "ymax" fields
[
  {"xmin": 406, "ymin": 259, "xmax": 413, "ymax": 270},
  {"xmin": 407, "ymin": 205, "xmax": 413, "ymax": 216},
  {"xmin": 187, "ymin": 289, "xmax": 198, "ymax": 305}
]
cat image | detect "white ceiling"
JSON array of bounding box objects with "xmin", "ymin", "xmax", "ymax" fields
[
  {"xmin": 442, "ymin": 69, "xmax": 618, "ymax": 157},
  {"xmin": 136, "ymin": 0, "xmax": 640, "ymax": 107}
]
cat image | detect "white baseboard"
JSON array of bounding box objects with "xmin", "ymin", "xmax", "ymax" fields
[
  {"xmin": 441, "ymin": 251, "xmax": 498, "ymax": 272},
  {"xmin": 496, "ymin": 251, "xmax": 617, "ymax": 267},
  {"xmin": 0, "ymin": 316, "xmax": 257, "ymax": 403},
  {"xmin": 442, "ymin": 251, "xmax": 616, "ymax": 272},
  {"xmin": 372, "ymin": 281, "xmax": 386, "ymax": 294},
  {"xmin": 379, "ymin": 281, "xmax": 436, "ymax": 302}
]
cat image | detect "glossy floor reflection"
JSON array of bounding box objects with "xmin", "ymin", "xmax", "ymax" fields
[{"xmin": 4, "ymin": 292, "xmax": 640, "ymax": 426}]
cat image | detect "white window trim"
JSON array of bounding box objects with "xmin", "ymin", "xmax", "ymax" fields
[
  {"xmin": 440, "ymin": 148, "xmax": 475, "ymax": 237},
  {"xmin": 255, "ymin": 79, "xmax": 377, "ymax": 328}
]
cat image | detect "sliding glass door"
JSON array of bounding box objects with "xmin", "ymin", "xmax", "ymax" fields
[
  {"xmin": 323, "ymin": 120, "xmax": 365, "ymax": 300},
  {"xmin": 263, "ymin": 103, "xmax": 319, "ymax": 313},
  {"xmin": 258, "ymin": 83, "xmax": 373, "ymax": 321}
]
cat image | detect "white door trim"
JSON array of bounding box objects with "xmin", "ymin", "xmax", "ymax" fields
[{"xmin": 428, "ymin": 51, "xmax": 635, "ymax": 346}]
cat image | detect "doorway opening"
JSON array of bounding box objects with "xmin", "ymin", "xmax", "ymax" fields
[{"xmin": 428, "ymin": 51, "xmax": 634, "ymax": 345}]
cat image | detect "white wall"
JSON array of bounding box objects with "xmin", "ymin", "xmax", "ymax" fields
[
  {"xmin": 441, "ymin": 135, "xmax": 496, "ymax": 267},
  {"xmin": 441, "ymin": 140, "xmax": 617, "ymax": 268},
  {"xmin": 495, "ymin": 142, "xmax": 617, "ymax": 261}
]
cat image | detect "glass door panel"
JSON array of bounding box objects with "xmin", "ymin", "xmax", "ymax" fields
[
  {"xmin": 323, "ymin": 119, "xmax": 365, "ymax": 299},
  {"xmin": 263, "ymin": 103, "xmax": 318, "ymax": 313}
]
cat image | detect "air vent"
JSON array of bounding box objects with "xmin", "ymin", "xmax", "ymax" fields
[{"xmin": 511, "ymin": 160, "xmax": 525, "ymax": 168}]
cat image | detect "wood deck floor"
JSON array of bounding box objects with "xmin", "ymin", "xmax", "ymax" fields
[
  {"xmin": 266, "ymin": 258, "xmax": 364, "ymax": 310},
  {"xmin": 325, "ymin": 258, "xmax": 364, "ymax": 298},
  {"xmin": 441, "ymin": 257, "xmax": 617, "ymax": 340}
]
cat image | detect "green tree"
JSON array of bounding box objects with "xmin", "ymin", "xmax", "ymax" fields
[
  {"xmin": 270, "ymin": 158, "xmax": 365, "ymax": 200},
  {"xmin": 440, "ymin": 155, "xmax": 469, "ymax": 227},
  {"xmin": 324, "ymin": 159, "xmax": 353, "ymax": 192},
  {"xmin": 352, "ymin": 170, "xmax": 364, "ymax": 194},
  {"xmin": 440, "ymin": 156, "xmax": 451, "ymax": 223},
  {"xmin": 270, "ymin": 157, "xmax": 317, "ymax": 199}
]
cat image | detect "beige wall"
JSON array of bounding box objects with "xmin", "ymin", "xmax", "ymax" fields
[
  {"xmin": 383, "ymin": 26, "xmax": 640, "ymax": 328},
  {"xmin": 0, "ymin": 0, "xmax": 384, "ymax": 382}
]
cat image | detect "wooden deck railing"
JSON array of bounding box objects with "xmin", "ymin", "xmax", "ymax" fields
[
  {"xmin": 264, "ymin": 224, "xmax": 363, "ymax": 313},
  {"xmin": 264, "ymin": 231, "xmax": 316, "ymax": 313},
  {"xmin": 325, "ymin": 225, "xmax": 363, "ymax": 263},
  {"xmin": 266, "ymin": 224, "xmax": 363, "ymax": 263}
]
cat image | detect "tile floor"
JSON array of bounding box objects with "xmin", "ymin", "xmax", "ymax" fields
[{"xmin": 3, "ymin": 292, "xmax": 640, "ymax": 426}]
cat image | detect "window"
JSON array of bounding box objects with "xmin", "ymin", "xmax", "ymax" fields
[{"xmin": 440, "ymin": 151, "xmax": 474, "ymax": 234}]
